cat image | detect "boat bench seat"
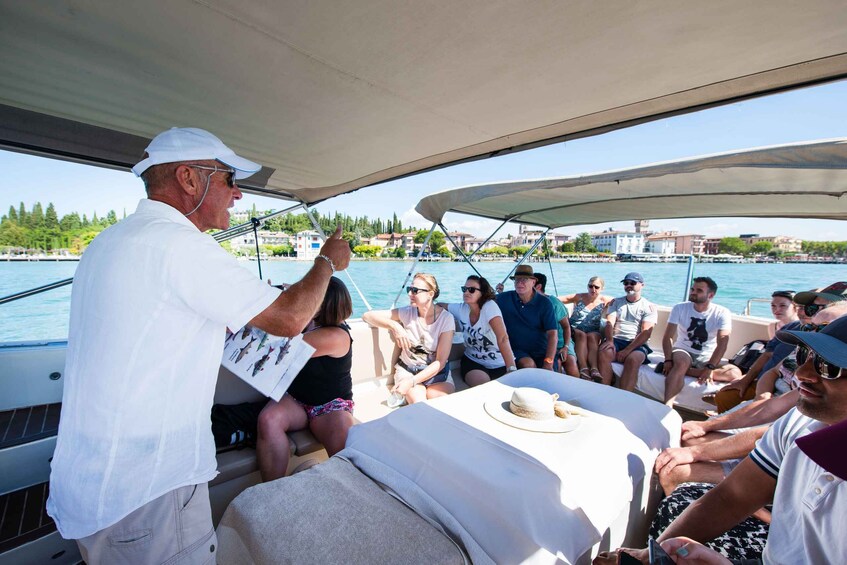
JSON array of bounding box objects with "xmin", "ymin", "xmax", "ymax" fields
[{"xmin": 611, "ymin": 352, "xmax": 723, "ymax": 414}]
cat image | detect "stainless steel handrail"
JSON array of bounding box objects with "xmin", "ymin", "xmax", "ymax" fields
[
  {"xmin": 0, "ymin": 277, "xmax": 74, "ymax": 305},
  {"xmin": 744, "ymin": 297, "xmax": 771, "ymax": 316}
]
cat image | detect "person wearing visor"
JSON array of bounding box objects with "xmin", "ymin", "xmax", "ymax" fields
[
  {"xmin": 47, "ymin": 127, "xmax": 350, "ymax": 564},
  {"xmin": 599, "ymin": 272, "xmax": 657, "ymax": 387},
  {"xmin": 793, "ymin": 281, "xmax": 847, "ymax": 320},
  {"xmin": 598, "ymin": 313, "xmax": 847, "ymax": 565}
]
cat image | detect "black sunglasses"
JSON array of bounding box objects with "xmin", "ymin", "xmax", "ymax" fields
[
  {"xmin": 406, "ymin": 286, "xmax": 430, "ymax": 295},
  {"xmin": 804, "ymin": 303, "xmax": 827, "ymax": 317},
  {"xmin": 796, "ymin": 346, "xmax": 843, "ymax": 379},
  {"xmin": 588, "ymin": 284, "xmax": 601, "ymax": 289},
  {"xmin": 622, "ymin": 280, "xmax": 638, "ymax": 286},
  {"xmin": 188, "ymin": 164, "xmax": 237, "ymax": 188},
  {"xmin": 460, "ymin": 286, "xmax": 480, "ymax": 294}
]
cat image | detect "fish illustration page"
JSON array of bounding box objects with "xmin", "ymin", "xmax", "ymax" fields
[{"xmin": 222, "ymin": 325, "xmax": 315, "ymax": 401}]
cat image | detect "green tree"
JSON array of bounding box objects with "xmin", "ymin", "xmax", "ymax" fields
[
  {"xmin": 18, "ymin": 203, "xmax": 27, "ymax": 226},
  {"xmin": 391, "ymin": 246, "xmax": 406, "ymax": 258},
  {"xmin": 106, "ymin": 210, "xmax": 118, "ymax": 225},
  {"xmin": 44, "ymin": 203, "xmax": 60, "ymax": 229},
  {"xmin": 748, "ymin": 241, "xmax": 773, "ymax": 255},
  {"xmin": 573, "ymin": 232, "xmax": 595, "ymax": 252},
  {"xmin": 30, "ymin": 202, "xmax": 44, "ymax": 229},
  {"xmin": 560, "ymin": 242, "xmax": 576, "ymax": 253},
  {"xmin": 353, "ymin": 244, "xmax": 382, "ymax": 257},
  {"xmin": 718, "ymin": 237, "xmax": 748, "ymax": 255},
  {"xmin": 7, "ymin": 206, "xmax": 18, "ymax": 224},
  {"xmin": 414, "ymin": 229, "xmax": 445, "ymax": 253}
]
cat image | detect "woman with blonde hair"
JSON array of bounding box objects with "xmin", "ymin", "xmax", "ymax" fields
[
  {"xmin": 558, "ymin": 276, "xmax": 613, "ymax": 381},
  {"xmin": 363, "ymin": 273, "xmax": 455, "ymax": 405}
]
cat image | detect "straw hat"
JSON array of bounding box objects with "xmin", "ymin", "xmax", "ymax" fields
[{"xmin": 484, "ymin": 387, "xmax": 580, "ymax": 433}]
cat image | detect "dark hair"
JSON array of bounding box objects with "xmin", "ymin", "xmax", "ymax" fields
[
  {"xmin": 466, "ymin": 275, "xmax": 496, "ymax": 306},
  {"xmin": 772, "ymin": 290, "xmax": 796, "ymax": 300},
  {"xmin": 314, "ymin": 276, "xmax": 353, "ymax": 327},
  {"xmin": 533, "ymin": 272, "xmax": 547, "ymax": 293},
  {"xmin": 693, "ymin": 276, "xmax": 718, "ymax": 294}
]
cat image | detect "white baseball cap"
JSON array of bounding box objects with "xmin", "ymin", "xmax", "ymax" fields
[{"xmin": 132, "ymin": 127, "xmax": 262, "ymax": 179}]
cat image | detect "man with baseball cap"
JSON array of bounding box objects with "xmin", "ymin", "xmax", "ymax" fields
[
  {"xmin": 599, "ymin": 272, "xmax": 658, "ymax": 387},
  {"xmin": 495, "ymin": 265, "xmax": 558, "ymax": 370},
  {"xmin": 793, "ymin": 281, "xmax": 847, "ymax": 319},
  {"xmin": 598, "ymin": 313, "xmax": 847, "ymax": 565},
  {"xmin": 47, "ymin": 127, "xmax": 351, "ymax": 563}
]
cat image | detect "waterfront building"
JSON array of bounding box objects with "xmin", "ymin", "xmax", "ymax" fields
[
  {"xmin": 512, "ymin": 225, "xmax": 570, "ymax": 250},
  {"xmin": 230, "ymin": 230, "xmax": 291, "ymax": 252},
  {"xmin": 644, "ymin": 234, "xmax": 676, "ymax": 254},
  {"xmin": 703, "ymin": 237, "xmax": 721, "ymax": 255},
  {"xmin": 591, "ymin": 229, "xmax": 644, "ymax": 254},
  {"xmin": 295, "ymin": 230, "xmax": 322, "ymax": 260}
]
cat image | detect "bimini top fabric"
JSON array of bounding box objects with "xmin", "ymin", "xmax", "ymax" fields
[
  {"xmin": 2, "ymin": 1, "xmax": 847, "ymax": 205},
  {"xmin": 415, "ymin": 138, "xmax": 847, "ymax": 228}
]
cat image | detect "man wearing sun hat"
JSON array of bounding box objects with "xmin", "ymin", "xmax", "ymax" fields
[
  {"xmin": 496, "ymin": 264, "xmax": 558, "ymax": 370},
  {"xmin": 47, "ymin": 127, "xmax": 351, "ymax": 563},
  {"xmin": 793, "ymin": 281, "xmax": 847, "ymax": 319},
  {"xmin": 599, "ymin": 313, "xmax": 847, "ymax": 565}
]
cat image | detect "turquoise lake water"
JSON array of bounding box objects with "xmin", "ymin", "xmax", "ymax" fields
[{"xmin": 0, "ymin": 260, "xmax": 843, "ymax": 342}]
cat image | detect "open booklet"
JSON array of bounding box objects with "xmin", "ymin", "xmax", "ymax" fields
[{"xmin": 222, "ymin": 325, "xmax": 315, "ymax": 401}]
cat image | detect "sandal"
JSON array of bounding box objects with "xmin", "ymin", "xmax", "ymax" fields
[
  {"xmin": 701, "ymin": 392, "xmax": 717, "ymax": 406},
  {"xmin": 579, "ymin": 368, "xmax": 592, "ymax": 380},
  {"xmin": 590, "ymin": 368, "xmax": 603, "ymax": 383}
]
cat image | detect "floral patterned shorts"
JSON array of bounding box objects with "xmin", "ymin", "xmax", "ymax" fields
[{"xmin": 295, "ymin": 398, "xmax": 355, "ymax": 421}]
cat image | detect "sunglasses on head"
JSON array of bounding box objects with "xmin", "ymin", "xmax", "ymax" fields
[
  {"xmin": 804, "ymin": 303, "xmax": 827, "ymax": 317},
  {"xmin": 796, "ymin": 346, "xmax": 844, "ymax": 379},
  {"xmin": 622, "ymin": 280, "xmax": 638, "ymax": 286},
  {"xmin": 461, "ymin": 286, "xmax": 480, "ymax": 294},
  {"xmin": 588, "ymin": 284, "xmax": 601, "ymax": 289},
  {"xmin": 406, "ymin": 286, "xmax": 429, "ymax": 295}
]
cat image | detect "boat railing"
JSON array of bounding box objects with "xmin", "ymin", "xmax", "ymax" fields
[{"xmin": 743, "ymin": 297, "xmax": 771, "ymax": 316}]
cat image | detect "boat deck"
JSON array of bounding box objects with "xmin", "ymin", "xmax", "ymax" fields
[
  {"xmin": 0, "ymin": 403, "xmax": 61, "ymax": 450},
  {"xmin": 0, "ymin": 482, "xmax": 54, "ymax": 555}
]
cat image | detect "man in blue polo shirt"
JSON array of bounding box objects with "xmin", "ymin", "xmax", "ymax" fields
[{"xmin": 496, "ymin": 265, "xmax": 558, "ymax": 370}]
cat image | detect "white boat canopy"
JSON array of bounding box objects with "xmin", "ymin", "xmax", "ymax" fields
[
  {"xmin": 2, "ymin": 1, "xmax": 847, "ymax": 205},
  {"xmin": 415, "ymin": 138, "xmax": 847, "ymax": 228}
]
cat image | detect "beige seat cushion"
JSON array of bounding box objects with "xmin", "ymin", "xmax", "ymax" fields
[{"xmin": 217, "ymin": 457, "xmax": 467, "ymax": 564}]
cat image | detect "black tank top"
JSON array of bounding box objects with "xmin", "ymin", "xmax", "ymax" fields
[{"xmin": 286, "ymin": 323, "xmax": 353, "ymax": 406}]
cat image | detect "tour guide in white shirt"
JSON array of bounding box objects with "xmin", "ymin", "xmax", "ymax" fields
[{"xmin": 47, "ymin": 128, "xmax": 351, "ymax": 564}]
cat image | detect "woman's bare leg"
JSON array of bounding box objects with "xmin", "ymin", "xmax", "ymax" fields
[{"xmin": 257, "ymin": 395, "xmax": 309, "ymax": 482}]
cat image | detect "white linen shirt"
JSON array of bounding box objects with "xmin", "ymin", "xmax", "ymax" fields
[
  {"xmin": 749, "ymin": 408, "xmax": 845, "ymax": 565},
  {"xmin": 47, "ymin": 199, "xmax": 280, "ymax": 539}
]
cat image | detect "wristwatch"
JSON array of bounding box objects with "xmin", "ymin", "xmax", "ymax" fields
[
  {"xmin": 506, "ymin": 365, "xmax": 517, "ymax": 372},
  {"xmin": 705, "ymin": 363, "xmax": 717, "ymax": 370},
  {"xmin": 544, "ymin": 357, "xmax": 554, "ymax": 365}
]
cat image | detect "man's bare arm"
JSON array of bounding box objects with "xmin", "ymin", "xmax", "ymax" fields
[
  {"xmin": 708, "ymin": 330, "xmax": 731, "ymax": 366},
  {"xmin": 657, "ymin": 457, "xmax": 776, "ymax": 543},
  {"xmin": 682, "ymin": 388, "xmax": 797, "ymax": 440},
  {"xmin": 249, "ymin": 226, "xmax": 351, "ymax": 336}
]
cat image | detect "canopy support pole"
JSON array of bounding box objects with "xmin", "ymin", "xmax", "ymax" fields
[
  {"xmin": 467, "ymin": 218, "xmax": 509, "ymax": 260},
  {"xmin": 501, "ymin": 228, "xmax": 550, "ymax": 287},
  {"xmin": 392, "ymin": 222, "xmax": 437, "ymax": 308},
  {"xmin": 439, "ymin": 223, "xmax": 482, "ymax": 278},
  {"xmin": 683, "ymin": 254, "xmax": 696, "ymax": 302},
  {"xmin": 543, "ymin": 239, "xmax": 559, "ymax": 296},
  {"xmin": 305, "ymin": 208, "xmax": 374, "ymax": 312}
]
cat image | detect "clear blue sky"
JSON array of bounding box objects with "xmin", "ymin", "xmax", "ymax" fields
[{"xmin": 2, "ymin": 80, "xmax": 846, "ymax": 241}]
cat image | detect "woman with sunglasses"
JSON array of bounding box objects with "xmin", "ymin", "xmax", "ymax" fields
[
  {"xmin": 363, "ymin": 273, "xmax": 455, "ymax": 405},
  {"xmin": 437, "ymin": 275, "xmax": 517, "ymax": 387},
  {"xmin": 558, "ymin": 276, "xmax": 613, "ymax": 381}
]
